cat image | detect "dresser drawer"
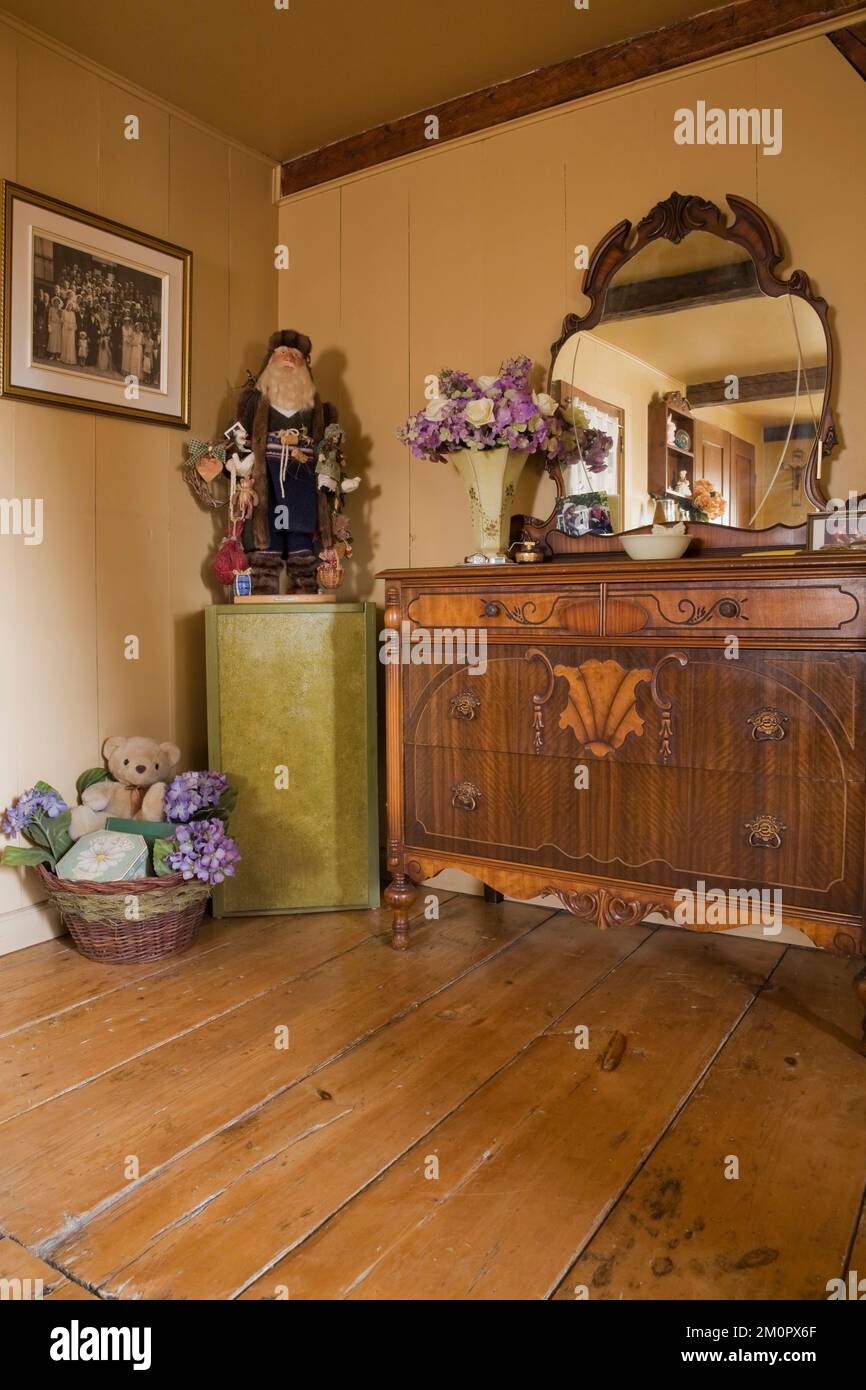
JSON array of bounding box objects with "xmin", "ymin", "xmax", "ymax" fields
[
  {"xmin": 405, "ymin": 749, "xmax": 863, "ymax": 916},
  {"xmin": 404, "ymin": 585, "xmax": 601, "ymax": 635},
  {"xmin": 403, "ymin": 646, "xmax": 866, "ymax": 784},
  {"xmin": 605, "ymin": 578, "xmax": 865, "ymax": 639},
  {"xmin": 686, "ymin": 770, "xmax": 862, "ymax": 909}
]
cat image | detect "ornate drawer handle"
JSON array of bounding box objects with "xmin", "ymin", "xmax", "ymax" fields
[
  {"xmin": 748, "ymin": 707, "xmax": 788, "ymax": 741},
  {"xmin": 451, "ymin": 781, "xmax": 481, "ymax": 812},
  {"xmin": 745, "ymin": 814, "xmax": 786, "ymax": 849},
  {"xmin": 449, "ymin": 693, "xmax": 480, "ymax": 721}
]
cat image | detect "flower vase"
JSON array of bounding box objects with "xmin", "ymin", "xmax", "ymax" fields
[{"xmin": 446, "ymin": 446, "xmax": 530, "ymax": 564}]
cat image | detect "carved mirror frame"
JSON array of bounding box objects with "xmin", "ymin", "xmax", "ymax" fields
[{"xmin": 519, "ymin": 191, "xmax": 837, "ymax": 556}]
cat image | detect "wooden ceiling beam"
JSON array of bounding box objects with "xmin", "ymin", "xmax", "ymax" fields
[
  {"xmin": 828, "ymin": 20, "xmax": 866, "ymax": 76},
  {"xmin": 602, "ymin": 263, "xmax": 760, "ymax": 319},
  {"xmin": 280, "ymin": 0, "xmax": 866, "ymax": 197},
  {"xmin": 687, "ymin": 366, "xmax": 828, "ymax": 405}
]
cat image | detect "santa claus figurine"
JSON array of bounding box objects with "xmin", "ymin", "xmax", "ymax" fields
[{"xmin": 231, "ymin": 329, "xmax": 358, "ymax": 595}]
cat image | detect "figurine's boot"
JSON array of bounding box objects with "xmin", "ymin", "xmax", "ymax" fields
[
  {"xmin": 249, "ymin": 550, "xmax": 283, "ymax": 596},
  {"xmin": 286, "ymin": 548, "xmax": 319, "ymax": 594}
]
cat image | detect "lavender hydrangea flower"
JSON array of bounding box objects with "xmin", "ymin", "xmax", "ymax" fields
[
  {"xmin": 164, "ymin": 771, "xmax": 229, "ymax": 823},
  {"xmin": 1, "ymin": 787, "xmax": 68, "ymax": 837},
  {"xmin": 166, "ymin": 818, "xmax": 240, "ymax": 885},
  {"xmin": 398, "ymin": 356, "xmax": 576, "ymax": 463}
]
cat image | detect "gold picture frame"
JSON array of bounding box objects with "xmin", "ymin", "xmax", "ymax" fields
[{"xmin": 1, "ymin": 181, "xmax": 191, "ymax": 427}]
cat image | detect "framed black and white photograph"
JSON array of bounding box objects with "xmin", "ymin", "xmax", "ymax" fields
[{"xmin": 1, "ymin": 182, "xmax": 191, "ymax": 427}]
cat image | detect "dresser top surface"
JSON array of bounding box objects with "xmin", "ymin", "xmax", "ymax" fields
[{"xmin": 379, "ymin": 553, "xmax": 866, "ymax": 585}]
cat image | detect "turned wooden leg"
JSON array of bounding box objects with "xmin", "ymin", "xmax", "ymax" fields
[
  {"xmin": 483, "ymin": 883, "xmax": 504, "ymax": 904},
  {"xmin": 384, "ymin": 874, "xmax": 417, "ymax": 951},
  {"xmin": 854, "ymin": 965, "xmax": 866, "ymax": 1055}
]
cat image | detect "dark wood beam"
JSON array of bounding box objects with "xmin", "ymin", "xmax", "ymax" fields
[
  {"xmin": 280, "ymin": 1, "xmax": 866, "ymax": 196},
  {"xmin": 763, "ymin": 422, "xmax": 818, "ymax": 440},
  {"xmin": 687, "ymin": 366, "xmax": 827, "ymax": 406},
  {"xmin": 602, "ymin": 262, "xmax": 759, "ymax": 320},
  {"xmin": 828, "ymin": 20, "xmax": 866, "ymax": 76}
]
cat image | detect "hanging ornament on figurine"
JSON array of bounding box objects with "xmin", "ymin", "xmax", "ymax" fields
[{"xmin": 213, "ymin": 520, "xmax": 249, "ymax": 587}]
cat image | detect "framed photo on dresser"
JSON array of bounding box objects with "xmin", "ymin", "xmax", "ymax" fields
[{"xmin": 0, "ymin": 181, "xmax": 191, "ymax": 427}]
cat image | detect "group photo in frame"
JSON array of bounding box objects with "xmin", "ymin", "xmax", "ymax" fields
[{"xmin": 1, "ymin": 182, "xmax": 191, "ymax": 427}]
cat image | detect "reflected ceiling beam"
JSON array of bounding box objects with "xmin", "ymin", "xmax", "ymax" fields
[
  {"xmin": 828, "ymin": 20, "xmax": 866, "ymax": 76},
  {"xmin": 602, "ymin": 263, "xmax": 759, "ymax": 320},
  {"xmin": 687, "ymin": 366, "xmax": 827, "ymax": 405},
  {"xmin": 280, "ymin": 0, "xmax": 866, "ymax": 195},
  {"xmin": 763, "ymin": 423, "xmax": 818, "ymax": 440}
]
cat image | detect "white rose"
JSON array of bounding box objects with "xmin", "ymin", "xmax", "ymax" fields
[
  {"xmin": 424, "ymin": 397, "xmax": 448, "ymax": 421},
  {"xmin": 477, "ymin": 375, "xmax": 498, "ymax": 390},
  {"xmin": 464, "ymin": 397, "xmax": 495, "ymax": 427},
  {"xmin": 532, "ymin": 391, "xmax": 558, "ymax": 417}
]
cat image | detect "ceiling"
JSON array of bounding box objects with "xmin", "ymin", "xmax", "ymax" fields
[{"xmin": 3, "ymin": 0, "xmax": 741, "ymax": 161}]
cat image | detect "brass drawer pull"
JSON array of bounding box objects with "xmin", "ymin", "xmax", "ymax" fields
[
  {"xmin": 449, "ymin": 693, "xmax": 480, "ymax": 721},
  {"xmin": 745, "ymin": 814, "xmax": 786, "ymax": 848},
  {"xmin": 451, "ymin": 781, "xmax": 481, "ymax": 812},
  {"xmin": 748, "ymin": 707, "xmax": 788, "ymax": 741}
]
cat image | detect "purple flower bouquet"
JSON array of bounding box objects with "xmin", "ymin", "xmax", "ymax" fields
[
  {"xmin": 155, "ymin": 818, "xmax": 241, "ymax": 886},
  {"xmin": 0, "ymin": 783, "xmax": 72, "ymax": 870},
  {"xmin": 156, "ymin": 771, "xmax": 240, "ymax": 886},
  {"xmin": 398, "ymin": 356, "xmax": 582, "ymax": 465}
]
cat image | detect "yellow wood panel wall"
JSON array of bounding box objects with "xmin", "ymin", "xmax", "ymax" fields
[
  {"xmin": 278, "ymin": 36, "xmax": 865, "ymax": 595},
  {"xmin": 0, "ymin": 21, "xmax": 276, "ymax": 946}
]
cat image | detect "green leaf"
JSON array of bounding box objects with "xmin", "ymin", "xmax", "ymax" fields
[
  {"xmin": 0, "ymin": 844, "xmax": 52, "ymax": 868},
  {"xmin": 23, "ymin": 820, "xmax": 51, "ymax": 850},
  {"xmin": 42, "ymin": 809, "xmax": 73, "ymax": 863},
  {"xmin": 152, "ymin": 837, "xmax": 176, "ymax": 878},
  {"xmin": 76, "ymin": 767, "xmax": 110, "ymax": 799}
]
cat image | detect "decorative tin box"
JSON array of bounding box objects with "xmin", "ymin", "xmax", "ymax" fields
[{"xmin": 55, "ymin": 830, "xmax": 149, "ymax": 883}]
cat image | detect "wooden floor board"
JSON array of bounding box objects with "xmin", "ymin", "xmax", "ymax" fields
[
  {"xmin": 0, "ymin": 894, "xmax": 861, "ymax": 1302},
  {"xmin": 0, "ymin": 895, "xmax": 547, "ymax": 1250},
  {"xmin": 554, "ymin": 947, "xmax": 866, "ymax": 1301},
  {"xmin": 0, "ymin": 1234, "xmax": 97, "ymax": 1300},
  {"xmin": 238, "ymin": 930, "xmax": 779, "ymax": 1300},
  {"xmin": 53, "ymin": 913, "xmax": 646, "ymax": 1297},
  {"xmin": 0, "ymin": 905, "xmax": 410, "ymax": 1123}
]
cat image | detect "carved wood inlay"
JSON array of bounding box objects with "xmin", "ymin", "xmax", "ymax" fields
[
  {"xmin": 554, "ymin": 659, "xmax": 652, "ymax": 758},
  {"xmin": 548, "ymin": 885, "xmax": 667, "ymax": 930},
  {"xmin": 651, "ymin": 651, "xmax": 689, "ymax": 764},
  {"xmin": 526, "ymin": 647, "xmax": 557, "ymax": 753},
  {"xmin": 481, "ymin": 598, "xmax": 561, "ymax": 625},
  {"xmin": 526, "ymin": 649, "xmax": 687, "ymax": 763},
  {"xmin": 666, "ymin": 596, "xmax": 747, "ymax": 625}
]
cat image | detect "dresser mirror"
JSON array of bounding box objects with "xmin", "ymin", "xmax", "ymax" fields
[{"xmin": 521, "ymin": 193, "xmax": 838, "ymax": 555}]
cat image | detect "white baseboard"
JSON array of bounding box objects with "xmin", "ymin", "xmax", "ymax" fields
[{"xmin": 0, "ymin": 901, "xmax": 65, "ymax": 956}]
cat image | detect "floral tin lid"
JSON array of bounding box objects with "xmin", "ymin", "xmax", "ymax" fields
[{"xmin": 56, "ymin": 830, "xmax": 149, "ymax": 883}]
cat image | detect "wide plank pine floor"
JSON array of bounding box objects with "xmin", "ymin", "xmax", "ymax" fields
[{"xmin": 1, "ymin": 892, "xmax": 864, "ymax": 1301}]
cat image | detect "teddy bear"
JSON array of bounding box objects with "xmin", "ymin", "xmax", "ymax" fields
[{"xmin": 69, "ymin": 735, "xmax": 181, "ymax": 841}]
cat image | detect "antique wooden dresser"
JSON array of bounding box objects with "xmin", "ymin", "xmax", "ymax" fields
[{"xmin": 381, "ymin": 554, "xmax": 866, "ymax": 1044}]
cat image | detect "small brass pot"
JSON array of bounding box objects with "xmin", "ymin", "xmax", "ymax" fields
[{"xmin": 510, "ymin": 539, "xmax": 546, "ymax": 564}]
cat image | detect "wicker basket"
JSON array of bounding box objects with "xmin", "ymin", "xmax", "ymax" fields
[{"xmin": 37, "ymin": 865, "xmax": 210, "ymax": 964}]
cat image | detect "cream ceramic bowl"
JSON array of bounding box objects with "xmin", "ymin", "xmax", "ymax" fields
[{"xmin": 619, "ymin": 532, "xmax": 691, "ymax": 561}]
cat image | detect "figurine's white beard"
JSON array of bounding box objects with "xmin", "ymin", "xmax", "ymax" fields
[{"xmin": 259, "ymin": 358, "xmax": 315, "ymax": 415}]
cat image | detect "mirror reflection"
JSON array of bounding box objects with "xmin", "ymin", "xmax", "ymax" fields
[{"xmin": 551, "ymin": 231, "xmax": 827, "ymax": 533}]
